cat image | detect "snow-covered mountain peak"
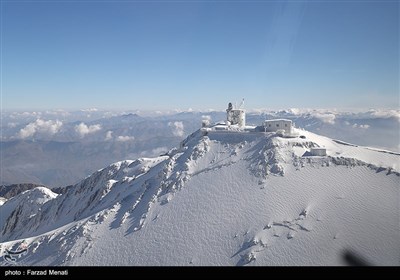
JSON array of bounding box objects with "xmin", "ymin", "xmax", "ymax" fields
[
  {"xmin": 0, "ymin": 187, "xmax": 58, "ymax": 241},
  {"xmin": 13, "ymin": 187, "xmax": 57, "ymax": 205},
  {"xmin": 0, "ymin": 127, "xmax": 399, "ymax": 266}
]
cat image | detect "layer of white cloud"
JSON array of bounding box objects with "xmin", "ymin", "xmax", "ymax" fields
[
  {"xmin": 81, "ymin": 108, "xmax": 98, "ymax": 112},
  {"xmin": 7, "ymin": 122, "xmax": 18, "ymax": 128},
  {"xmin": 74, "ymin": 123, "xmax": 102, "ymax": 138},
  {"xmin": 18, "ymin": 119, "xmax": 63, "ymax": 139},
  {"xmin": 352, "ymin": 123, "xmax": 370, "ymax": 129},
  {"xmin": 116, "ymin": 135, "xmax": 135, "ymax": 142},
  {"xmin": 105, "ymin": 131, "xmax": 113, "ymax": 141},
  {"xmin": 21, "ymin": 111, "xmax": 42, "ymax": 117},
  {"xmin": 345, "ymin": 120, "xmax": 371, "ymax": 129},
  {"xmin": 202, "ymin": 115, "xmax": 212, "ymax": 126},
  {"xmin": 368, "ymin": 109, "xmax": 400, "ymax": 122},
  {"xmin": 312, "ymin": 112, "xmax": 336, "ymax": 125},
  {"xmin": 168, "ymin": 121, "xmax": 184, "ymax": 137},
  {"xmin": 45, "ymin": 110, "xmax": 70, "ymax": 117}
]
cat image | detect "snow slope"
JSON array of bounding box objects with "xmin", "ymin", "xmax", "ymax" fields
[{"xmin": 0, "ymin": 127, "xmax": 399, "ymax": 266}]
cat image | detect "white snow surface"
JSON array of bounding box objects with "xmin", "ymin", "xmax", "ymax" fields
[{"xmin": 0, "ymin": 127, "xmax": 399, "ymax": 266}]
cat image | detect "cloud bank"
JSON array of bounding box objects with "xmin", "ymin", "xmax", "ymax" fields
[
  {"xmin": 18, "ymin": 119, "xmax": 63, "ymax": 139},
  {"xmin": 105, "ymin": 131, "xmax": 113, "ymax": 141},
  {"xmin": 168, "ymin": 121, "xmax": 184, "ymax": 137},
  {"xmin": 311, "ymin": 112, "xmax": 336, "ymax": 125},
  {"xmin": 202, "ymin": 115, "xmax": 212, "ymax": 127},
  {"xmin": 116, "ymin": 135, "xmax": 135, "ymax": 142},
  {"xmin": 75, "ymin": 123, "xmax": 102, "ymax": 137}
]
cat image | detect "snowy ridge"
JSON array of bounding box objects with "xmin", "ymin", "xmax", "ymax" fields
[
  {"xmin": 0, "ymin": 188, "xmax": 58, "ymax": 240},
  {"xmin": 0, "ymin": 128, "xmax": 399, "ymax": 266}
]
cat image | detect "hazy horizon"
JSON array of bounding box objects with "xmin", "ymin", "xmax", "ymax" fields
[{"xmin": 2, "ymin": 105, "xmax": 400, "ymax": 113}]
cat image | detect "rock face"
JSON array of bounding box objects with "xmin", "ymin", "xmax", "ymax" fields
[
  {"xmin": 0, "ymin": 127, "xmax": 399, "ymax": 266},
  {"xmin": 0, "ymin": 183, "xmax": 49, "ymax": 199}
]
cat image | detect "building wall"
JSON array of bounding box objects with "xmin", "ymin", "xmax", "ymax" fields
[
  {"xmin": 310, "ymin": 148, "xmax": 327, "ymax": 156},
  {"xmin": 227, "ymin": 109, "xmax": 245, "ymax": 127},
  {"xmin": 263, "ymin": 120, "xmax": 292, "ymax": 134}
]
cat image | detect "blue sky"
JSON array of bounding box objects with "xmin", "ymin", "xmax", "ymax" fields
[{"xmin": 1, "ymin": 0, "xmax": 399, "ymax": 110}]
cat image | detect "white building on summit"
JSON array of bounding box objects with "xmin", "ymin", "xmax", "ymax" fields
[
  {"xmin": 226, "ymin": 101, "xmax": 245, "ymax": 127},
  {"xmin": 263, "ymin": 119, "xmax": 293, "ymax": 135},
  {"xmin": 210, "ymin": 102, "xmax": 295, "ymax": 137}
]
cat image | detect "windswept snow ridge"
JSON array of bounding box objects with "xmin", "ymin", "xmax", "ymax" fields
[{"xmin": 1, "ymin": 127, "xmax": 398, "ymax": 266}]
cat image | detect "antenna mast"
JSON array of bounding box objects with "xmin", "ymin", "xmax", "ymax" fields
[{"xmin": 238, "ymin": 98, "xmax": 245, "ymax": 109}]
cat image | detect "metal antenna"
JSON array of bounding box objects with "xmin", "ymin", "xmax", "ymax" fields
[{"xmin": 238, "ymin": 98, "xmax": 245, "ymax": 109}]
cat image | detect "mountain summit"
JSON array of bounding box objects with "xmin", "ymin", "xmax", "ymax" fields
[{"xmin": 0, "ymin": 125, "xmax": 399, "ymax": 266}]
